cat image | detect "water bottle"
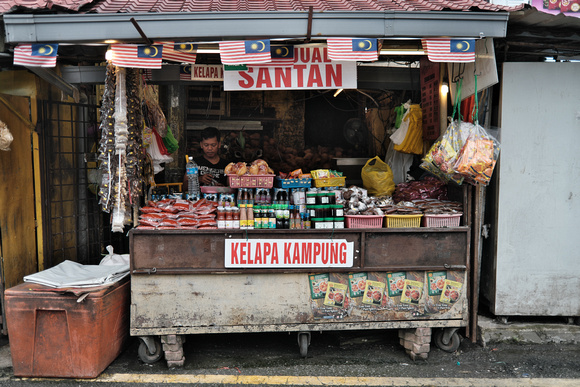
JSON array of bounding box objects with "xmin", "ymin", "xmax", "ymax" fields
[{"xmin": 186, "ymin": 156, "xmax": 200, "ymax": 199}]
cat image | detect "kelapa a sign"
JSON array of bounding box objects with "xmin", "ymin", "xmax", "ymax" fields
[
  {"xmin": 225, "ymin": 239, "xmax": 354, "ymax": 268},
  {"xmin": 191, "ymin": 64, "xmax": 224, "ymax": 81},
  {"xmin": 223, "ymin": 46, "xmax": 357, "ymax": 91}
]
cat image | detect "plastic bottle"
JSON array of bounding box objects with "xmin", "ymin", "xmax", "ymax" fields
[
  {"xmin": 186, "ymin": 156, "xmax": 200, "ymax": 199},
  {"xmin": 240, "ymin": 206, "xmax": 247, "ymax": 229},
  {"xmin": 247, "ymin": 205, "xmax": 254, "ymax": 229}
]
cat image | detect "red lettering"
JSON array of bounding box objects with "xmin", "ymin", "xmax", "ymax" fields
[
  {"xmin": 256, "ymin": 68, "xmax": 272, "ymax": 88},
  {"xmin": 275, "ymin": 68, "xmax": 291, "ymax": 88},
  {"xmin": 340, "ymin": 242, "xmax": 347, "ymax": 264},
  {"xmin": 231, "ymin": 242, "xmax": 239, "ymax": 264},
  {"xmin": 295, "ymin": 65, "xmax": 307, "ymax": 87},
  {"xmin": 271, "ymin": 243, "xmax": 279, "ymax": 264},
  {"xmin": 284, "ymin": 242, "xmax": 292, "ymax": 264},
  {"xmin": 298, "ymin": 47, "xmax": 310, "ymax": 63},
  {"xmin": 321, "ymin": 242, "xmax": 328, "ymax": 264},
  {"xmin": 307, "ymin": 65, "xmax": 323, "ymax": 88},
  {"xmin": 240, "ymin": 242, "xmax": 247, "ymax": 264},
  {"xmin": 314, "ymin": 243, "xmax": 321, "ymax": 262},
  {"xmin": 193, "ymin": 67, "xmax": 199, "ymax": 78},
  {"xmin": 255, "ymin": 243, "xmax": 263, "ymax": 265},
  {"xmin": 330, "ymin": 243, "xmax": 338, "ymax": 264},
  {"xmin": 323, "ymin": 47, "xmax": 331, "ymax": 62},
  {"xmin": 312, "ymin": 48, "xmax": 322, "ymax": 63},
  {"xmin": 292, "ymin": 244, "xmax": 300, "ymax": 264},
  {"xmin": 326, "ymin": 64, "xmax": 342, "ymax": 87},
  {"xmin": 238, "ymin": 69, "xmax": 254, "ymax": 88},
  {"xmin": 301, "ymin": 242, "xmax": 312, "ymax": 264},
  {"xmin": 247, "ymin": 243, "xmax": 253, "ymax": 264},
  {"xmin": 264, "ymin": 242, "xmax": 271, "ymax": 262}
]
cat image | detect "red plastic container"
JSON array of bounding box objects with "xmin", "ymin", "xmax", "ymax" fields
[{"xmin": 5, "ymin": 278, "xmax": 130, "ymax": 378}]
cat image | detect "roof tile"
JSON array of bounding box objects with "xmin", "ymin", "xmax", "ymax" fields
[{"xmin": 1, "ymin": 0, "xmax": 521, "ymax": 15}]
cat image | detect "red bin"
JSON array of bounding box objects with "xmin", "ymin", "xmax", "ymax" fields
[{"xmin": 5, "ymin": 278, "xmax": 130, "ymax": 378}]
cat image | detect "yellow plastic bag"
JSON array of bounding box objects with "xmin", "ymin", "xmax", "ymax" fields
[
  {"xmin": 361, "ymin": 156, "xmax": 395, "ymax": 197},
  {"xmin": 394, "ymin": 104, "xmax": 423, "ymax": 155}
]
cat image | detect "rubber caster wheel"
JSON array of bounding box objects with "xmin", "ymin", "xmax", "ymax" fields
[
  {"xmin": 434, "ymin": 329, "xmax": 461, "ymax": 353},
  {"xmin": 298, "ymin": 332, "xmax": 311, "ymax": 358},
  {"xmin": 138, "ymin": 338, "xmax": 163, "ymax": 364}
]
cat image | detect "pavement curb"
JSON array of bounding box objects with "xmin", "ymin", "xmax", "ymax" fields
[{"xmin": 477, "ymin": 315, "xmax": 580, "ymax": 347}]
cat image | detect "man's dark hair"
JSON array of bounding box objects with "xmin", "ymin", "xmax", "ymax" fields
[{"xmin": 200, "ymin": 127, "xmax": 220, "ymax": 141}]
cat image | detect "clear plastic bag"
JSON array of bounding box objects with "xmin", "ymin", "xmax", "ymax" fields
[{"xmin": 453, "ymin": 123, "xmax": 500, "ymax": 185}]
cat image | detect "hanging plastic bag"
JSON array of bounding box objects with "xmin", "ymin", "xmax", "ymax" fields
[
  {"xmin": 421, "ymin": 121, "xmax": 473, "ymax": 184},
  {"xmin": 162, "ymin": 124, "xmax": 179, "ymax": 154},
  {"xmin": 453, "ymin": 123, "xmax": 500, "ymax": 185},
  {"xmin": 393, "ymin": 104, "xmax": 423, "ymax": 155},
  {"xmin": 361, "ymin": 156, "xmax": 395, "ymax": 197},
  {"xmin": 390, "ymin": 100, "xmax": 411, "ymax": 145}
]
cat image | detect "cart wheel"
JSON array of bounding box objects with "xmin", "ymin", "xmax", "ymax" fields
[
  {"xmin": 138, "ymin": 338, "xmax": 163, "ymax": 364},
  {"xmin": 434, "ymin": 329, "xmax": 461, "ymax": 353},
  {"xmin": 298, "ymin": 332, "xmax": 311, "ymax": 358}
]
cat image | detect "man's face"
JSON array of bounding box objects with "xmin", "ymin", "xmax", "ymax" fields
[{"xmin": 200, "ymin": 136, "xmax": 220, "ymax": 158}]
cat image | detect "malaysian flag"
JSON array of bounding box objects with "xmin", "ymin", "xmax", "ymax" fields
[
  {"xmin": 422, "ymin": 39, "xmax": 476, "ymax": 63},
  {"xmin": 180, "ymin": 65, "xmax": 192, "ymax": 81},
  {"xmin": 257, "ymin": 45, "xmax": 295, "ymax": 67},
  {"xmin": 157, "ymin": 42, "xmax": 197, "ymax": 64},
  {"xmin": 219, "ymin": 40, "xmax": 271, "ymax": 64},
  {"xmin": 111, "ymin": 44, "xmax": 163, "ymax": 69},
  {"xmin": 13, "ymin": 44, "xmax": 58, "ymax": 67},
  {"xmin": 327, "ymin": 38, "xmax": 378, "ymax": 61}
]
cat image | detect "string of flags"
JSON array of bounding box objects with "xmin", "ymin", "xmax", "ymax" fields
[{"xmin": 12, "ymin": 37, "xmax": 476, "ymax": 68}]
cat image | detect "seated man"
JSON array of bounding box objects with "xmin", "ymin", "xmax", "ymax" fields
[{"xmin": 184, "ymin": 127, "xmax": 230, "ymax": 188}]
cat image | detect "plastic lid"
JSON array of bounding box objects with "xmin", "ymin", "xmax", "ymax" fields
[
  {"xmin": 334, "ymin": 217, "xmax": 345, "ymax": 221},
  {"xmin": 311, "ymin": 217, "xmax": 323, "ymax": 221},
  {"xmin": 324, "ymin": 217, "xmax": 334, "ymax": 221}
]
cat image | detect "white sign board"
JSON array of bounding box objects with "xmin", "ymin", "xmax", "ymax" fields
[
  {"xmin": 191, "ymin": 64, "xmax": 224, "ymax": 81},
  {"xmin": 225, "ymin": 239, "xmax": 354, "ymax": 268},
  {"xmin": 448, "ymin": 38, "xmax": 498, "ymax": 101},
  {"xmin": 223, "ymin": 46, "xmax": 357, "ymax": 91}
]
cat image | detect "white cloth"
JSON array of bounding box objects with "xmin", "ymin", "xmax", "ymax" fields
[{"xmin": 23, "ymin": 260, "xmax": 129, "ymax": 288}]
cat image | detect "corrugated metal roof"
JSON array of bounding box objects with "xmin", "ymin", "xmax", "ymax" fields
[{"xmin": 1, "ymin": 0, "xmax": 522, "ymax": 15}]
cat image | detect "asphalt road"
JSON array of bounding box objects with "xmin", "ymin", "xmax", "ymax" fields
[{"xmin": 1, "ymin": 329, "xmax": 579, "ymax": 386}]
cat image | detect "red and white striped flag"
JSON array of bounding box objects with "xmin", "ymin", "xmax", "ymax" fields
[
  {"xmin": 219, "ymin": 40, "xmax": 271, "ymax": 64},
  {"xmin": 13, "ymin": 44, "xmax": 58, "ymax": 67},
  {"xmin": 255, "ymin": 45, "xmax": 295, "ymax": 67},
  {"xmin": 422, "ymin": 39, "xmax": 476, "ymax": 63},
  {"xmin": 180, "ymin": 65, "xmax": 192, "ymax": 81},
  {"xmin": 157, "ymin": 42, "xmax": 197, "ymax": 64},
  {"xmin": 111, "ymin": 44, "xmax": 163, "ymax": 69},
  {"xmin": 327, "ymin": 38, "xmax": 378, "ymax": 61}
]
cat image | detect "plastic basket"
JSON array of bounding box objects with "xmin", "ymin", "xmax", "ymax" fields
[
  {"xmin": 423, "ymin": 213, "xmax": 462, "ymax": 228},
  {"xmin": 345, "ymin": 215, "xmax": 384, "ymax": 229},
  {"xmin": 227, "ymin": 175, "xmax": 274, "ymax": 189},
  {"xmin": 313, "ymin": 177, "xmax": 346, "ymax": 188},
  {"xmin": 274, "ymin": 177, "xmax": 312, "ymax": 188},
  {"xmin": 385, "ymin": 214, "xmax": 423, "ymax": 228}
]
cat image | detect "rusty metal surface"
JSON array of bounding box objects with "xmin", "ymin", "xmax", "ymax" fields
[
  {"xmin": 364, "ymin": 228, "xmax": 469, "ymax": 270},
  {"xmin": 130, "ymin": 228, "xmax": 469, "ymax": 273}
]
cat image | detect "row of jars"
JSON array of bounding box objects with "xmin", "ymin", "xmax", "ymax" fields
[{"xmin": 217, "ymin": 204, "xmax": 345, "ymax": 230}]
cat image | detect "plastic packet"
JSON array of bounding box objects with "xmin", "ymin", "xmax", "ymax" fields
[{"xmin": 453, "ymin": 124, "xmax": 500, "ymax": 185}]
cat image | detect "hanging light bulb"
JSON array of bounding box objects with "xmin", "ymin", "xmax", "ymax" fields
[
  {"xmin": 440, "ymin": 82, "xmax": 449, "ymax": 95},
  {"xmin": 333, "ymin": 88, "xmax": 343, "ymax": 97},
  {"xmin": 105, "ymin": 49, "xmax": 113, "ymax": 61}
]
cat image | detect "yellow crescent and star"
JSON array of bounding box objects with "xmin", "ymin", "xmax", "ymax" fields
[
  {"xmin": 178, "ymin": 43, "xmax": 196, "ymax": 52},
  {"xmin": 356, "ymin": 40, "xmax": 373, "ymax": 51},
  {"xmin": 455, "ymin": 40, "xmax": 471, "ymax": 52},
  {"xmin": 143, "ymin": 45, "xmax": 159, "ymax": 57},
  {"xmin": 275, "ymin": 46, "xmax": 289, "ymax": 57},
  {"xmin": 250, "ymin": 41, "xmax": 266, "ymax": 52},
  {"xmin": 38, "ymin": 44, "xmax": 54, "ymax": 56}
]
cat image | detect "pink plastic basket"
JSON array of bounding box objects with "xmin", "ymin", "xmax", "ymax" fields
[
  {"xmin": 345, "ymin": 215, "xmax": 384, "ymax": 229},
  {"xmin": 227, "ymin": 174, "xmax": 274, "ymax": 189},
  {"xmin": 423, "ymin": 213, "xmax": 462, "ymax": 228}
]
